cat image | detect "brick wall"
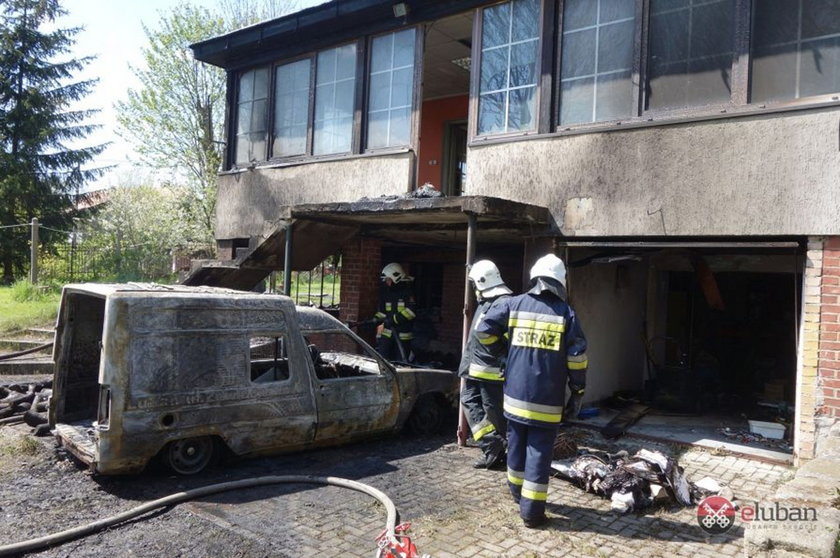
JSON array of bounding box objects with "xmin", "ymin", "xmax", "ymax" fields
[
  {"xmin": 339, "ymin": 237, "xmax": 382, "ymax": 345},
  {"xmin": 818, "ymin": 237, "xmax": 840, "ymax": 421},
  {"xmin": 797, "ymin": 236, "xmax": 840, "ymax": 462}
]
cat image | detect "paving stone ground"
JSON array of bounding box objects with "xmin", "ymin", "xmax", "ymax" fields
[{"xmin": 180, "ymin": 427, "xmax": 794, "ymax": 557}]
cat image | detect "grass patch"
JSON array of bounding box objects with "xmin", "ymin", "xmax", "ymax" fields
[
  {"xmin": 0, "ymin": 282, "xmax": 61, "ymax": 333},
  {"xmin": 0, "ymin": 434, "xmax": 41, "ymax": 457}
]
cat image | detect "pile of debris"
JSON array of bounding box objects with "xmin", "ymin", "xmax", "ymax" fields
[
  {"xmin": 0, "ymin": 380, "xmax": 52, "ymax": 435},
  {"xmin": 551, "ymin": 448, "xmax": 728, "ymax": 513}
]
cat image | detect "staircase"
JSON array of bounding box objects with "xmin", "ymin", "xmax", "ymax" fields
[{"xmin": 0, "ymin": 327, "xmax": 54, "ymax": 378}]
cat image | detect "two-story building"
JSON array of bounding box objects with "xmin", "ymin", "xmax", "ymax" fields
[{"xmin": 188, "ymin": 0, "xmax": 840, "ymax": 464}]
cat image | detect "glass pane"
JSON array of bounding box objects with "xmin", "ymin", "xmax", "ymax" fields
[
  {"xmin": 649, "ymin": 10, "xmax": 689, "ymax": 65},
  {"xmin": 595, "ymin": 71, "xmax": 633, "ymax": 121},
  {"xmin": 317, "ymin": 48, "xmax": 337, "ymax": 84},
  {"xmin": 334, "ymin": 79, "xmax": 355, "ymax": 117},
  {"xmin": 478, "ymin": 92, "xmax": 506, "ymax": 135},
  {"xmin": 510, "ymin": 40, "xmax": 538, "ymax": 87},
  {"xmin": 511, "ymin": 0, "xmax": 540, "ymax": 42},
  {"xmin": 483, "ymin": 3, "xmax": 511, "ymax": 49},
  {"xmin": 802, "ymin": 0, "xmax": 840, "ymax": 40},
  {"xmin": 598, "ymin": 19, "xmax": 634, "ymax": 73},
  {"xmin": 560, "ymin": 77, "xmax": 594, "ymax": 125},
  {"xmin": 315, "ymin": 83, "xmax": 335, "ymax": 120},
  {"xmin": 371, "ymin": 34, "xmax": 393, "ymax": 74},
  {"xmin": 647, "ymin": 0, "xmax": 735, "ymax": 110},
  {"xmin": 274, "ymin": 60, "xmax": 311, "ymax": 155},
  {"xmin": 752, "ymin": 0, "xmax": 798, "ymax": 48},
  {"xmin": 691, "ymin": 1, "xmax": 734, "ymax": 58},
  {"xmin": 236, "ymin": 103, "xmax": 251, "ymax": 135},
  {"xmin": 367, "ymin": 109, "xmax": 389, "ymax": 149},
  {"xmin": 562, "ymin": 28, "xmax": 596, "ymax": 79},
  {"xmin": 369, "ymin": 72, "xmax": 391, "ymax": 112},
  {"xmin": 254, "ymin": 68, "xmax": 269, "ymax": 102},
  {"xmin": 751, "ymin": 45, "xmax": 797, "ymax": 102},
  {"xmin": 335, "ymin": 44, "xmax": 357, "ymax": 80},
  {"xmin": 388, "ymin": 107, "xmax": 411, "ymax": 146},
  {"xmin": 391, "ymin": 67, "xmax": 413, "ymax": 108},
  {"xmin": 687, "ymin": 54, "xmax": 732, "ymax": 106},
  {"xmin": 250, "ymin": 136, "xmax": 266, "ymax": 162},
  {"xmin": 480, "ymin": 47, "xmax": 509, "ymax": 92},
  {"xmin": 250, "ymin": 99, "xmax": 267, "ymax": 133},
  {"xmin": 507, "ymin": 86, "xmax": 536, "ymax": 131},
  {"xmin": 393, "ymin": 28, "xmax": 416, "ymax": 68},
  {"xmin": 274, "ymin": 126, "xmax": 306, "ymax": 158},
  {"xmin": 238, "ymin": 71, "xmax": 255, "ymax": 102},
  {"xmin": 650, "ymin": 0, "xmax": 687, "ymax": 14},
  {"xmin": 235, "ymin": 137, "xmax": 249, "ymax": 164},
  {"xmin": 800, "ymin": 36, "xmax": 840, "ymax": 98},
  {"xmin": 601, "ymin": 0, "xmax": 635, "ymax": 23},
  {"xmin": 563, "ymin": 0, "xmax": 596, "ymax": 31},
  {"xmin": 313, "ymin": 117, "xmax": 351, "ymax": 155}
]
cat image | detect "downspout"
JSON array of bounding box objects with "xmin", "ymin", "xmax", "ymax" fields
[
  {"xmin": 457, "ymin": 213, "xmax": 478, "ymax": 446},
  {"xmin": 283, "ymin": 223, "xmax": 294, "ymax": 296}
]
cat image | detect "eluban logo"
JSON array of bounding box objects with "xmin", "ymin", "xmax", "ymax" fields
[{"xmin": 697, "ymin": 496, "xmax": 736, "ymax": 534}]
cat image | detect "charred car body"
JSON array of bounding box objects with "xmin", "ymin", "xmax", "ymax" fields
[{"xmin": 49, "ymin": 284, "xmax": 457, "ymax": 475}]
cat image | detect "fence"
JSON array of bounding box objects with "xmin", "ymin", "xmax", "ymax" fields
[
  {"xmin": 38, "ymin": 242, "xmax": 107, "ymax": 284},
  {"xmin": 269, "ymin": 259, "xmax": 341, "ymax": 309}
]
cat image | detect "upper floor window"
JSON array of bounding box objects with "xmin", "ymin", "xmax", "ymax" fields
[
  {"xmin": 273, "ymin": 59, "xmax": 312, "ymax": 158},
  {"xmin": 367, "ymin": 28, "xmax": 416, "ymax": 149},
  {"xmin": 235, "ymin": 68, "xmax": 269, "ymax": 165},
  {"xmin": 751, "ymin": 0, "xmax": 840, "ymax": 103},
  {"xmin": 477, "ymin": 0, "xmax": 541, "ymax": 136},
  {"xmin": 645, "ymin": 0, "xmax": 736, "ymax": 111},
  {"xmin": 314, "ymin": 44, "xmax": 358, "ymax": 155},
  {"xmin": 559, "ymin": 0, "xmax": 636, "ymax": 125}
]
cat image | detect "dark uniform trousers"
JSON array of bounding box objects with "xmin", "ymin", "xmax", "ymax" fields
[
  {"xmin": 461, "ymin": 378, "xmax": 506, "ymax": 457},
  {"xmin": 506, "ymin": 421, "xmax": 557, "ymax": 520}
]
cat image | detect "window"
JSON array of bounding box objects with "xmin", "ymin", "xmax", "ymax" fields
[
  {"xmin": 559, "ymin": 0, "xmax": 636, "ymax": 125},
  {"xmin": 367, "ymin": 28, "xmax": 416, "ymax": 149},
  {"xmin": 645, "ymin": 0, "xmax": 736, "ymax": 111},
  {"xmin": 751, "ymin": 0, "xmax": 840, "ymax": 103},
  {"xmin": 477, "ymin": 0, "xmax": 541, "ymax": 136},
  {"xmin": 250, "ymin": 335, "xmax": 291, "ymax": 383},
  {"xmin": 273, "ymin": 59, "xmax": 312, "ymax": 158},
  {"xmin": 314, "ymin": 44, "xmax": 358, "ymax": 155},
  {"xmin": 235, "ymin": 68, "xmax": 269, "ymax": 165}
]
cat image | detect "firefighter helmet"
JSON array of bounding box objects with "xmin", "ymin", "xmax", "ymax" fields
[
  {"xmin": 468, "ymin": 260, "xmax": 512, "ymax": 298},
  {"xmin": 529, "ymin": 253, "xmax": 567, "ymax": 288},
  {"xmin": 381, "ymin": 262, "xmax": 410, "ymax": 283}
]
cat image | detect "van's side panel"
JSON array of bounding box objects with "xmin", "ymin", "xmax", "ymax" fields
[{"xmin": 96, "ymin": 293, "xmax": 318, "ymax": 473}]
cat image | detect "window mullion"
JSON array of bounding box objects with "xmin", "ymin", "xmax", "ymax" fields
[{"xmin": 306, "ymin": 54, "xmax": 316, "ymax": 157}]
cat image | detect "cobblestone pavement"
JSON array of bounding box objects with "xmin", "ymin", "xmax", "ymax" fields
[{"xmin": 179, "ymin": 427, "xmax": 793, "ymax": 558}]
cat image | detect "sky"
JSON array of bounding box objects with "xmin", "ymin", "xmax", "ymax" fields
[{"xmin": 59, "ymin": 0, "xmax": 325, "ymax": 191}]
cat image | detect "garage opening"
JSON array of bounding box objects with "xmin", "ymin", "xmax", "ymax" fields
[{"xmin": 564, "ymin": 241, "xmax": 803, "ymax": 462}]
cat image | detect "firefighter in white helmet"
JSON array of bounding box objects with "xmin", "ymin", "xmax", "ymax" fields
[
  {"xmin": 477, "ymin": 253, "xmax": 588, "ymax": 528},
  {"xmin": 459, "ymin": 259, "xmax": 512, "ymax": 469},
  {"xmin": 372, "ymin": 262, "xmax": 416, "ymax": 361}
]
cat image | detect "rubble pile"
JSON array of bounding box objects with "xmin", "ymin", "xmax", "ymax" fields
[
  {"xmin": 0, "ymin": 380, "xmax": 52, "ymax": 435},
  {"xmin": 551, "ymin": 448, "xmax": 725, "ymax": 513}
]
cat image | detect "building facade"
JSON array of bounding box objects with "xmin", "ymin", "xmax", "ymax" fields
[{"xmin": 190, "ymin": 0, "xmax": 840, "ymax": 463}]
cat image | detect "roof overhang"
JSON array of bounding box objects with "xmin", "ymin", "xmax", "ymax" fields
[
  {"xmin": 190, "ymin": 0, "xmax": 491, "ymax": 70},
  {"xmin": 182, "ymin": 196, "xmax": 553, "ymax": 289}
]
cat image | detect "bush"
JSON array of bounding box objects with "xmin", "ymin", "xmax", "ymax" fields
[{"xmin": 10, "ymin": 280, "xmax": 59, "ymax": 302}]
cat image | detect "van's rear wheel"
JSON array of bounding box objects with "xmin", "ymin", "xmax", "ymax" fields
[
  {"xmin": 406, "ymin": 394, "xmax": 447, "ymax": 435},
  {"xmin": 165, "ymin": 436, "xmax": 215, "ymax": 475}
]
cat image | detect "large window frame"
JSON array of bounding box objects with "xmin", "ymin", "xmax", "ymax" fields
[{"xmin": 227, "ymin": 27, "xmax": 421, "ymax": 169}]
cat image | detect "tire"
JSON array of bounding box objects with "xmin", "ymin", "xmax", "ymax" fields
[
  {"xmin": 164, "ymin": 436, "xmax": 216, "ymax": 475},
  {"xmin": 406, "ymin": 394, "xmax": 447, "ymax": 435}
]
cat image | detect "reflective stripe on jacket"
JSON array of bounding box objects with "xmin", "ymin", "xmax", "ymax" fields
[
  {"xmin": 477, "ymin": 292, "xmax": 587, "ymax": 427},
  {"xmin": 457, "ymin": 295, "xmax": 509, "ymax": 381}
]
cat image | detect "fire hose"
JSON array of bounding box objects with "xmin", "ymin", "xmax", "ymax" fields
[{"xmin": 0, "ymin": 475, "xmax": 429, "ymax": 557}]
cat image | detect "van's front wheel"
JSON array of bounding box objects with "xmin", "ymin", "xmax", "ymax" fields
[{"xmin": 164, "ymin": 436, "xmax": 215, "ymax": 475}]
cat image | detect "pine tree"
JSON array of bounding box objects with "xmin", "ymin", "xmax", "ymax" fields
[{"xmin": 0, "ymin": 0, "xmax": 106, "ymax": 283}]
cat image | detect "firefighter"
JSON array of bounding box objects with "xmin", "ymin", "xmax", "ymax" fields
[
  {"xmin": 374, "ymin": 262, "xmax": 416, "ymax": 361},
  {"xmin": 477, "ymin": 253, "xmax": 588, "ymax": 528},
  {"xmin": 459, "ymin": 259, "xmax": 512, "ymax": 469}
]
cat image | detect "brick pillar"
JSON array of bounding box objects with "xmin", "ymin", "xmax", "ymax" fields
[
  {"xmin": 339, "ymin": 238, "xmax": 382, "ymax": 341},
  {"xmin": 816, "ymin": 237, "xmax": 840, "ymax": 452},
  {"xmin": 797, "ymin": 236, "xmax": 840, "ymax": 463}
]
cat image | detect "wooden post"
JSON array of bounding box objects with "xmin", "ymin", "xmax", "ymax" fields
[
  {"xmin": 283, "ymin": 223, "xmax": 294, "ymax": 296},
  {"xmin": 29, "ymin": 218, "xmax": 38, "ymax": 284}
]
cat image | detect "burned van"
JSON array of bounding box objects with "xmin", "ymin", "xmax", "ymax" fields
[{"xmin": 49, "ymin": 284, "xmax": 457, "ymax": 475}]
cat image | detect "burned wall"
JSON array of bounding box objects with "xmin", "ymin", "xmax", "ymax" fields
[
  {"xmin": 466, "ymin": 108, "xmax": 840, "ymax": 237},
  {"xmin": 215, "ymin": 153, "xmax": 414, "ymax": 240}
]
